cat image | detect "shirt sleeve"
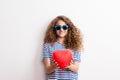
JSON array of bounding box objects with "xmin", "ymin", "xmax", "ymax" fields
[
  {"xmin": 42, "ymin": 43, "xmax": 50, "ymax": 59},
  {"xmin": 73, "ymin": 51, "xmax": 81, "ymax": 62}
]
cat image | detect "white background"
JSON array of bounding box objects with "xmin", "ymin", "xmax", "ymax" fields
[{"xmin": 0, "ymin": 0, "xmax": 120, "ymax": 80}]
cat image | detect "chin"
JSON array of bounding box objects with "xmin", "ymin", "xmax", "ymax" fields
[{"xmin": 59, "ymin": 35, "xmax": 66, "ymax": 38}]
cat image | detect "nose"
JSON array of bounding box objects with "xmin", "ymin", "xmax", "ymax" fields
[{"xmin": 60, "ymin": 28, "xmax": 64, "ymax": 31}]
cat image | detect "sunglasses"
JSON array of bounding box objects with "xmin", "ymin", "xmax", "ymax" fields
[{"xmin": 54, "ymin": 25, "xmax": 69, "ymax": 30}]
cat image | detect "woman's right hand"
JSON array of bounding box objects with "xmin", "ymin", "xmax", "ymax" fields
[
  {"xmin": 44, "ymin": 58, "xmax": 57, "ymax": 74},
  {"xmin": 51, "ymin": 58, "xmax": 58, "ymax": 68}
]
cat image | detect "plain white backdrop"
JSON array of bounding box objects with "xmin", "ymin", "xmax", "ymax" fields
[{"xmin": 0, "ymin": 0, "xmax": 120, "ymax": 80}]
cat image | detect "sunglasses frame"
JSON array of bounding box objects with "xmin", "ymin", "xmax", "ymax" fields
[{"xmin": 54, "ymin": 25, "xmax": 69, "ymax": 30}]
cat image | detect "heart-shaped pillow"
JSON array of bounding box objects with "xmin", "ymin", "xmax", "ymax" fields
[{"xmin": 52, "ymin": 49, "xmax": 73, "ymax": 70}]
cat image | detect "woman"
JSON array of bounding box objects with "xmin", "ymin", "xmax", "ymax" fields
[{"xmin": 42, "ymin": 15, "xmax": 83, "ymax": 80}]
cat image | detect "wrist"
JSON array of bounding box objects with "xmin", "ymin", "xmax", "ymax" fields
[
  {"xmin": 52, "ymin": 62, "xmax": 57, "ymax": 68},
  {"xmin": 67, "ymin": 60, "xmax": 73, "ymax": 69},
  {"xmin": 67, "ymin": 64, "xmax": 72, "ymax": 69}
]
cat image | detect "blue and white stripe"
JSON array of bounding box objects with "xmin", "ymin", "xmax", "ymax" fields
[{"xmin": 42, "ymin": 41, "xmax": 81, "ymax": 80}]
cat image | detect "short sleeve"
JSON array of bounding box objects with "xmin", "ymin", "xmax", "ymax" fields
[
  {"xmin": 73, "ymin": 51, "xmax": 81, "ymax": 62},
  {"xmin": 42, "ymin": 43, "xmax": 50, "ymax": 59}
]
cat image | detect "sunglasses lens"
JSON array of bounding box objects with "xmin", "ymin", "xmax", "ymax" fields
[
  {"xmin": 54, "ymin": 26, "xmax": 61, "ymax": 30},
  {"xmin": 63, "ymin": 25, "xmax": 69, "ymax": 30},
  {"xmin": 54, "ymin": 25, "xmax": 69, "ymax": 30}
]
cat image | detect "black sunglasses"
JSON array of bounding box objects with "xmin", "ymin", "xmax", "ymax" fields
[{"xmin": 54, "ymin": 25, "xmax": 69, "ymax": 30}]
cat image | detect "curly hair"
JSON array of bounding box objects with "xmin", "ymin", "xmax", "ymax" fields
[{"xmin": 44, "ymin": 15, "xmax": 83, "ymax": 52}]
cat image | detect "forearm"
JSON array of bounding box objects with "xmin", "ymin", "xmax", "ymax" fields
[
  {"xmin": 44, "ymin": 58, "xmax": 57, "ymax": 74},
  {"xmin": 67, "ymin": 61, "xmax": 80, "ymax": 72},
  {"xmin": 46, "ymin": 63, "xmax": 57, "ymax": 74}
]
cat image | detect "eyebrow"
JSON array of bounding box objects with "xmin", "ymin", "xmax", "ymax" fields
[{"xmin": 56, "ymin": 25, "xmax": 67, "ymax": 26}]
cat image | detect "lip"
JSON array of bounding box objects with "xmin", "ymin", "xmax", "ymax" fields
[{"xmin": 59, "ymin": 32, "xmax": 65, "ymax": 34}]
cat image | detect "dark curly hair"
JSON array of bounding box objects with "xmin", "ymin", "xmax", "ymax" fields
[{"xmin": 44, "ymin": 15, "xmax": 83, "ymax": 52}]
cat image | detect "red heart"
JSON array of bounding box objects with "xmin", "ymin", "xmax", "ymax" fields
[{"xmin": 52, "ymin": 49, "xmax": 72, "ymax": 70}]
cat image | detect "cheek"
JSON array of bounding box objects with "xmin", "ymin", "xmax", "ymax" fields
[
  {"xmin": 64, "ymin": 31, "xmax": 68, "ymax": 35},
  {"xmin": 65, "ymin": 30, "xmax": 68, "ymax": 33},
  {"xmin": 66, "ymin": 30, "xmax": 68, "ymax": 33},
  {"xmin": 56, "ymin": 31, "xmax": 59, "ymax": 35}
]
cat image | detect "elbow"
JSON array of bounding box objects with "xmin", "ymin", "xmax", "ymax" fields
[
  {"xmin": 46, "ymin": 69, "xmax": 54, "ymax": 74},
  {"xmin": 46, "ymin": 72, "xmax": 51, "ymax": 74},
  {"xmin": 46, "ymin": 69, "xmax": 51, "ymax": 74}
]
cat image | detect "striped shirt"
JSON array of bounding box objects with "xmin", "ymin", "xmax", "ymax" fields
[{"xmin": 42, "ymin": 41, "xmax": 81, "ymax": 80}]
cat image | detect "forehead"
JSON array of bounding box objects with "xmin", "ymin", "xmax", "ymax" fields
[{"xmin": 56, "ymin": 20, "xmax": 66, "ymax": 25}]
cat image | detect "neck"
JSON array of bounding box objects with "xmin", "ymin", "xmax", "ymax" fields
[{"xmin": 57, "ymin": 37, "xmax": 65, "ymax": 44}]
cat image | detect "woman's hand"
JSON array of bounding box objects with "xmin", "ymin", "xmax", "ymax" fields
[
  {"xmin": 44, "ymin": 58, "xmax": 57, "ymax": 74},
  {"xmin": 66, "ymin": 60, "xmax": 73, "ymax": 68},
  {"xmin": 66, "ymin": 60, "xmax": 80, "ymax": 72}
]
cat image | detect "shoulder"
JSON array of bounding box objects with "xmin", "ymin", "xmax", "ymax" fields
[
  {"xmin": 43, "ymin": 43, "xmax": 51, "ymax": 46},
  {"xmin": 72, "ymin": 50, "xmax": 81, "ymax": 62},
  {"xmin": 43, "ymin": 42, "xmax": 57, "ymax": 48},
  {"xmin": 72, "ymin": 50, "xmax": 81, "ymax": 54}
]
